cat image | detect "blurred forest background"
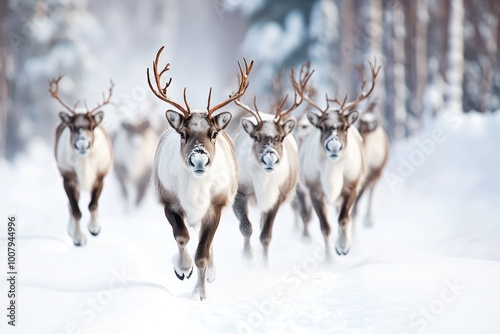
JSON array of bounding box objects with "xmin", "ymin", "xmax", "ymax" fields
[{"xmin": 0, "ymin": 0, "xmax": 498, "ymax": 160}]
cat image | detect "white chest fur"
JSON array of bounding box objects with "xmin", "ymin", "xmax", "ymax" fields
[
  {"xmin": 56, "ymin": 127, "xmax": 113, "ymax": 191},
  {"xmin": 155, "ymin": 129, "xmax": 237, "ymax": 226},
  {"xmin": 235, "ymin": 129, "xmax": 298, "ymax": 212}
]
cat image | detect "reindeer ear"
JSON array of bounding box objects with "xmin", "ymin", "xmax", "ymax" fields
[
  {"xmin": 93, "ymin": 111, "xmax": 104, "ymax": 125},
  {"xmin": 306, "ymin": 111, "xmax": 321, "ymax": 127},
  {"xmin": 345, "ymin": 109, "xmax": 359, "ymax": 126},
  {"xmin": 59, "ymin": 111, "xmax": 72, "ymax": 124},
  {"xmin": 282, "ymin": 118, "xmax": 296, "ymax": 136},
  {"xmin": 165, "ymin": 110, "xmax": 184, "ymax": 132},
  {"xmin": 241, "ymin": 118, "xmax": 256, "ymax": 135},
  {"xmin": 213, "ymin": 112, "xmax": 232, "ymax": 130}
]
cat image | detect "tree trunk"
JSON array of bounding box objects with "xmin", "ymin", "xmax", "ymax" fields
[
  {"xmin": 445, "ymin": 0, "xmax": 464, "ymax": 112},
  {"xmin": 393, "ymin": 0, "xmax": 406, "ymax": 140}
]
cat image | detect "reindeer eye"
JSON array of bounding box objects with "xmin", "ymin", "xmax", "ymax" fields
[
  {"xmin": 212, "ymin": 132, "xmax": 218, "ymax": 140},
  {"xmin": 179, "ymin": 132, "xmax": 185, "ymax": 140}
]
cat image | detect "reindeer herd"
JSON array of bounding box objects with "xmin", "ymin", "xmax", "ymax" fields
[{"xmin": 49, "ymin": 47, "xmax": 389, "ymax": 300}]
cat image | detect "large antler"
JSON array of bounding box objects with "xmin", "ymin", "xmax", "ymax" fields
[
  {"xmin": 235, "ymin": 95, "xmax": 263, "ymax": 126},
  {"xmin": 329, "ymin": 59, "xmax": 381, "ymax": 113},
  {"xmin": 207, "ymin": 58, "xmax": 254, "ymax": 117},
  {"xmin": 48, "ymin": 75, "xmax": 79, "ymax": 115},
  {"xmin": 304, "ymin": 86, "xmax": 331, "ymax": 117},
  {"xmin": 147, "ymin": 46, "xmax": 191, "ymax": 117},
  {"xmin": 275, "ymin": 62, "xmax": 314, "ymax": 123},
  {"xmin": 84, "ymin": 80, "xmax": 115, "ymax": 114}
]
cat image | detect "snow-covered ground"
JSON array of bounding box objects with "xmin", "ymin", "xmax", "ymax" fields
[{"xmin": 1, "ymin": 111, "xmax": 500, "ymax": 334}]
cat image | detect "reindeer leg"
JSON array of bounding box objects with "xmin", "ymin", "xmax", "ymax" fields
[
  {"xmin": 135, "ymin": 170, "xmax": 151, "ymax": 207},
  {"xmin": 206, "ymin": 246, "xmax": 216, "ymax": 283},
  {"xmin": 351, "ymin": 184, "xmax": 366, "ymax": 223},
  {"xmin": 294, "ymin": 185, "xmax": 312, "ymax": 240},
  {"xmin": 164, "ymin": 206, "xmax": 192, "ymax": 281},
  {"xmin": 115, "ymin": 165, "xmax": 129, "ymax": 202},
  {"xmin": 260, "ymin": 202, "xmax": 280, "ymax": 266},
  {"xmin": 364, "ymin": 185, "xmax": 376, "ymax": 227},
  {"xmin": 193, "ymin": 206, "xmax": 222, "ymax": 301},
  {"xmin": 88, "ymin": 176, "xmax": 104, "ymax": 236},
  {"xmin": 336, "ymin": 186, "xmax": 358, "ymax": 256},
  {"xmin": 233, "ymin": 190, "xmax": 254, "ymax": 264},
  {"xmin": 309, "ymin": 188, "xmax": 332, "ymax": 259},
  {"xmin": 63, "ymin": 176, "xmax": 86, "ymax": 246}
]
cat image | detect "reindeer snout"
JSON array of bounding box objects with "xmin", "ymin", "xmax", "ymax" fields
[
  {"xmin": 260, "ymin": 150, "xmax": 279, "ymax": 173},
  {"xmin": 74, "ymin": 138, "xmax": 90, "ymax": 151},
  {"xmin": 324, "ymin": 138, "xmax": 343, "ymax": 160},
  {"xmin": 189, "ymin": 153, "xmax": 209, "ymax": 168}
]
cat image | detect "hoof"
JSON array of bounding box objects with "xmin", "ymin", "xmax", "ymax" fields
[
  {"xmin": 89, "ymin": 226, "xmax": 101, "ymax": 236},
  {"xmin": 335, "ymin": 244, "xmax": 350, "ymax": 256},
  {"xmin": 206, "ymin": 266, "xmax": 216, "ymax": 283},
  {"xmin": 174, "ymin": 267, "xmax": 193, "ymax": 281},
  {"xmin": 192, "ymin": 288, "xmax": 207, "ymax": 301},
  {"xmin": 73, "ymin": 236, "xmax": 87, "ymax": 247}
]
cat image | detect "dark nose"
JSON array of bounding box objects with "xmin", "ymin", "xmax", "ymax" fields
[
  {"xmin": 326, "ymin": 139, "xmax": 342, "ymax": 153},
  {"xmin": 189, "ymin": 153, "xmax": 209, "ymax": 168}
]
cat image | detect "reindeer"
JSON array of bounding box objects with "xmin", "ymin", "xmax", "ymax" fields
[
  {"xmin": 147, "ymin": 46, "xmax": 253, "ymax": 300},
  {"xmin": 50, "ymin": 75, "xmax": 114, "ymax": 246},
  {"xmin": 232, "ymin": 63, "xmax": 313, "ymax": 265},
  {"xmin": 113, "ymin": 119, "xmax": 158, "ymax": 207},
  {"xmin": 352, "ymin": 100, "xmax": 389, "ymax": 227},
  {"xmin": 295, "ymin": 61, "xmax": 380, "ymax": 257}
]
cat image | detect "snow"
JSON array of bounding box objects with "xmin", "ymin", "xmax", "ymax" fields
[{"xmin": 1, "ymin": 112, "xmax": 500, "ymax": 333}]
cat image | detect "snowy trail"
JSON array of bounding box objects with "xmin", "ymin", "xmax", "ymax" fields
[{"xmin": 1, "ymin": 112, "xmax": 500, "ymax": 334}]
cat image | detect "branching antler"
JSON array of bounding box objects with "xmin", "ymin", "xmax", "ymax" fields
[
  {"xmin": 48, "ymin": 75, "xmax": 77, "ymax": 115},
  {"xmin": 84, "ymin": 80, "xmax": 115, "ymax": 114},
  {"xmin": 207, "ymin": 58, "xmax": 254, "ymax": 117},
  {"xmin": 329, "ymin": 58, "xmax": 381, "ymax": 113},
  {"xmin": 147, "ymin": 46, "xmax": 190, "ymax": 117},
  {"xmin": 304, "ymin": 88, "xmax": 331, "ymax": 117},
  {"xmin": 235, "ymin": 95, "xmax": 263, "ymax": 126},
  {"xmin": 275, "ymin": 62, "xmax": 314, "ymax": 123}
]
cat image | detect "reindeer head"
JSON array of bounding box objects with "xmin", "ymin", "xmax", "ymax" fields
[
  {"xmin": 305, "ymin": 60, "xmax": 380, "ymax": 161},
  {"xmin": 147, "ymin": 46, "xmax": 253, "ymax": 178},
  {"xmin": 49, "ymin": 75, "xmax": 114, "ymax": 157},
  {"xmin": 121, "ymin": 119, "xmax": 152, "ymax": 148},
  {"xmin": 236, "ymin": 62, "xmax": 313, "ymax": 173},
  {"xmin": 358, "ymin": 100, "xmax": 380, "ymax": 135}
]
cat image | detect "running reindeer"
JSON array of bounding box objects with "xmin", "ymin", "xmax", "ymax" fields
[
  {"xmin": 353, "ymin": 99, "xmax": 389, "ymax": 227},
  {"xmin": 147, "ymin": 46, "xmax": 253, "ymax": 300},
  {"xmin": 113, "ymin": 119, "xmax": 158, "ymax": 207},
  {"xmin": 50, "ymin": 75, "xmax": 114, "ymax": 246},
  {"xmin": 233, "ymin": 63, "xmax": 313, "ymax": 265},
  {"xmin": 295, "ymin": 60, "xmax": 380, "ymax": 257}
]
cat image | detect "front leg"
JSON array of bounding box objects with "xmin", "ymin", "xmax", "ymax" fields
[
  {"xmin": 260, "ymin": 202, "xmax": 280, "ymax": 266},
  {"xmin": 164, "ymin": 206, "xmax": 193, "ymax": 280},
  {"xmin": 309, "ymin": 187, "xmax": 332, "ymax": 259},
  {"xmin": 233, "ymin": 190, "xmax": 254, "ymax": 263},
  {"xmin": 63, "ymin": 176, "xmax": 85, "ymax": 246},
  {"xmin": 88, "ymin": 175, "xmax": 104, "ymax": 236},
  {"xmin": 336, "ymin": 184, "xmax": 358, "ymax": 256},
  {"xmin": 193, "ymin": 205, "xmax": 222, "ymax": 301}
]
